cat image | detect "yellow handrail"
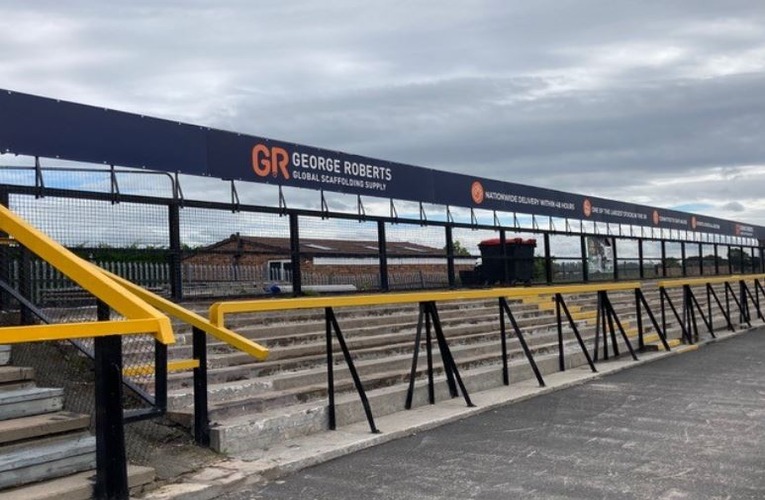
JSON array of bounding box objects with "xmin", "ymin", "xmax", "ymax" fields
[
  {"xmin": 0, "ymin": 205, "xmax": 173, "ymax": 344},
  {"xmin": 100, "ymin": 268, "xmax": 268, "ymax": 360},
  {"xmin": 658, "ymin": 275, "xmax": 744, "ymax": 288},
  {"xmin": 210, "ymin": 281, "xmax": 641, "ymax": 326}
]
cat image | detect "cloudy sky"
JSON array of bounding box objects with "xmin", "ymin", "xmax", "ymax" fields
[{"xmin": 2, "ymin": 0, "xmax": 765, "ymax": 230}]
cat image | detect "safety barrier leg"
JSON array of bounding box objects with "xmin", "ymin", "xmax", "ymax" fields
[
  {"xmin": 192, "ymin": 327, "xmax": 210, "ymax": 446},
  {"xmin": 555, "ymin": 293, "xmax": 597, "ymax": 373}
]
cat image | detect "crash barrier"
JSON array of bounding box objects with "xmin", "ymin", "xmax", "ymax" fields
[
  {"xmin": 0, "ymin": 205, "xmax": 269, "ymax": 499},
  {"xmin": 657, "ymin": 274, "xmax": 765, "ymax": 345},
  {"xmin": 210, "ymin": 282, "xmax": 647, "ymax": 434}
]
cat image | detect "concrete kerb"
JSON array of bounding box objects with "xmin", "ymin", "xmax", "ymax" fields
[{"xmin": 139, "ymin": 325, "xmax": 756, "ymax": 500}]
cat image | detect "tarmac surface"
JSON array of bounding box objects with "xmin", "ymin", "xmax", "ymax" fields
[{"xmin": 218, "ymin": 330, "xmax": 765, "ymax": 500}]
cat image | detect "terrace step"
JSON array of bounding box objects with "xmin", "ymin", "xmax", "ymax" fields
[
  {"xmin": 0, "ymin": 412, "xmax": 90, "ymax": 446},
  {"xmin": 0, "ymin": 433, "xmax": 96, "ymax": 490},
  {"xmin": 0, "ymin": 388, "xmax": 63, "ymax": 421},
  {"xmin": 0, "ymin": 366, "xmax": 34, "ymax": 388},
  {"xmin": 0, "ymin": 464, "xmax": 154, "ymax": 500}
]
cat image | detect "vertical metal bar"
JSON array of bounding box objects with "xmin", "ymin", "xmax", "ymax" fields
[
  {"xmin": 581, "ymin": 235, "xmax": 589, "ymax": 282},
  {"xmin": 555, "ymin": 294, "xmax": 564, "ymax": 371},
  {"xmin": 499, "ymin": 229, "xmax": 508, "ymax": 285},
  {"xmin": 94, "ymin": 301, "xmax": 128, "ymax": 500},
  {"xmin": 661, "ymin": 241, "xmax": 667, "ymax": 277},
  {"xmin": 698, "ymin": 243, "xmax": 704, "ymax": 276},
  {"xmin": 593, "ymin": 291, "xmax": 602, "ymax": 361},
  {"xmin": 661, "ymin": 286, "xmax": 667, "ymax": 334},
  {"xmin": 499, "ymin": 298, "xmax": 509, "ymax": 385},
  {"xmin": 638, "ymin": 238, "xmax": 644, "ymax": 280},
  {"xmin": 714, "ymin": 244, "xmax": 720, "ymax": 275},
  {"xmin": 445, "ymin": 225, "xmax": 455, "ymax": 288},
  {"xmin": 192, "ymin": 327, "xmax": 210, "ymax": 446},
  {"xmin": 289, "ymin": 213, "xmax": 302, "ymax": 296},
  {"xmin": 612, "ymin": 237, "xmax": 619, "ymax": 281},
  {"xmin": 404, "ymin": 305, "xmax": 425, "ymax": 409},
  {"xmin": 324, "ymin": 308, "xmax": 335, "ymax": 429},
  {"xmin": 708, "ymin": 285, "xmax": 734, "ymax": 331},
  {"xmin": 168, "ymin": 202, "xmax": 183, "ymax": 301},
  {"xmin": 154, "ymin": 340, "xmax": 167, "ymax": 412},
  {"xmin": 543, "ymin": 232, "xmax": 552, "ymax": 285},
  {"xmin": 635, "ymin": 288, "xmax": 644, "ymax": 350},
  {"xmin": 327, "ymin": 308, "xmax": 380, "ymax": 433},
  {"xmin": 681, "ymin": 242, "xmax": 687, "ymax": 277},
  {"xmin": 425, "ymin": 308, "xmax": 435, "ymax": 404},
  {"xmin": 377, "ymin": 220, "xmax": 389, "ymax": 292}
]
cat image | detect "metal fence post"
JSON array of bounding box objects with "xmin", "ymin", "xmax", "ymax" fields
[
  {"xmin": 168, "ymin": 202, "xmax": 183, "ymax": 301},
  {"xmin": 612, "ymin": 236, "xmax": 619, "ymax": 281},
  {"xmin": 543, "ymin": 232, "xmax": 552, "ymax": 285},
  {"xmin": 638, "ymin": 238, "xmax": 644, "ymax": 279},
  {"xmin": 192, "ymin": 327, "xmax": 210, "ymax": 446},
  {"xmin": 289, "ymin": 213, "xmax": 302, "ymax": 296},
  {"xmin": 499, "ymin": 229, "xmax": 508, "ymax": 285},
  {"xmin": 377, "ymin": 220, "xmax": 389, "ymax": 291},
  {"xmin": 661, "ymin": 240, "xmax": 667, "ymax": 277},
  {"xmin": 94, "ymin": 301, "xmax": 129, "ymax": 500},
  {"xmin": 681, "ymin": 241, "xmax": 687, "ymax": 277},
  {"xmin": 445, "ymin": 225, "xmax": 455, "ymax": 288},
  {"xmin": 580, "ymin": 235, "xmax": 588, "ymax": 283}
]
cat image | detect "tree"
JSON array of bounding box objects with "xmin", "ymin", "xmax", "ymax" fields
[{"xmin": 449, "ymin": 240, "xmax": 472, "ymax": 257}]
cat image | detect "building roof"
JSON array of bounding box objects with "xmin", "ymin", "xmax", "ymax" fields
[{"xmin": 192, "ymin": 234, "xmax": 446, "ymax": 257}]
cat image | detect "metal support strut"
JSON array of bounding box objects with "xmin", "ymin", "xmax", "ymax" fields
[
  {"xmin": 499, "ymin": 297, "xmax": 545, "ymax": 387},
  {"xmin": 555, "ymin": 293, "xmax": 597, "ymax": 373},
  {"xmin": 405, "ymin": 301, "xmax": 475, "ymax": 409},
  {"xmin": 325, "ymin": 307, "xmax": 379, "ymax": 433}
]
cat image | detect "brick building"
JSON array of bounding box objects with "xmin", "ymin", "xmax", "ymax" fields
[{"xmin": 183, "ymin": 234, "xmax": 474, "ymax": 288}]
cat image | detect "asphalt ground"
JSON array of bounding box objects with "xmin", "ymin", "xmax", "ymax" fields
[{"xmin": 218, "ymin": 330, "xmax": 765, "ymax": 500}]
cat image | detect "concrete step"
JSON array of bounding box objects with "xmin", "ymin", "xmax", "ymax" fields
[
  {"xmin": 0, "ymin": 388, "xmax": 63, "ymax": 421},
  {"xmin": 207, "ymin": 349, "xmax": 592, "ymax": 454},
  {"xmin": 0, "ymin": 464, "xmax": 154, "ymax": 500},
  {"xmin": 0, "ymin": 412, "xmax": 91, "ymax": 446},
  {"xmin": 0, "ymin": 367, "xmax": 34, "ymax": 389},
  {"xmin": 0, "ymin": 346, "xmax": 9, "ymax": 366},
  {"xmin": 0, "ymin": 433, "xmax": 96, "ymax": 490}
]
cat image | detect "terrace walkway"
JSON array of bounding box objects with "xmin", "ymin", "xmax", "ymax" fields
[{"xmin": 163, "ymin": 327, "xmax": 764, "ymax": 499}]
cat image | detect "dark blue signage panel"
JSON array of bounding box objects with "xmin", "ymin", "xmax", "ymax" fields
[{"xmin": 1, "ymin": 89, "xmax": 762, "ymax": 239}]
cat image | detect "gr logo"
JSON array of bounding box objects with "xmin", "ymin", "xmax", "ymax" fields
[{"xmin": 252, "ymin": 144, "xmax": 290, "ymax": 180}]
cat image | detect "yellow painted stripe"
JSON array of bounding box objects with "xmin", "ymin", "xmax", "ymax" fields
[
  {"xmin": 101, "ymin": 268, "xmax": 268, "ymax": 361},
  {"xmin": 676, "ymin": 344, "xmax": 699, "ymax": 353},
  {"xmin": 123, "ymin": 358, "xmax": 200, "ymax": 377},
  {"xmin": 210, "ymin": 281, "xmax": 641, "ymax": 326},
  {"xmin": 0, "ymin": 319, "xmax": 165, "ymax": 344},
  {"xmin": 0, "ymin": 205, "xmax": 174, "ymax": 345}
]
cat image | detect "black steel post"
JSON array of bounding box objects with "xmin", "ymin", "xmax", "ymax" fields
[
  {"xmin": 425, "ymin": 309, "xmax": 435, "ymax": 404},
  {"xmin": 612, "ymin": 237, "xmax": 619, "ymax": 281},
  {"xmin": 192, "ymin": 327, "xmax": 210, "ymax": 446},
  {"xmin": 728, "ymin": 246, "xmax": 733, "ymax": 275},
  {"xmin": 168, "ymin": 203, "xmax": 183, "ymax": 301},
  {"xmin": 635, "ymin": 289, "xmax": 644, "ymax": 350},
  {"xmin": 580, "ymin": 235, "xmax": 589, "ymax": 282},
  {"xmin": 498, "ymin": 299, "xmax": 509, "ymax": 385},
  {"xmin": 543, "ymin": 232, "xmax": 552, "ymax": 285},
  {"xmin": 681, "ymin": 242, "xmax": 687, "ymax": 277},
  {"xmin": 555, "ymin": 295, "xmax": 564, "ymax": 371},
  {"xmin": 0, "ymin": 189, "xmax": 9, "ymax": 310},
  {"xmin": 661, "ymin": 241, "xmax": 667, "ymax": 277},
  {"xmin": 377, "ymin": 220, "xmax": 389, "ymax": 291},
  {"xmin": 289, "ymin": 213, "xmax": 302, "ymax": 296},
  {"xmin": 94, "ymin": 301, "xmax": 129, "ymax": 500},
  {"xmin": 445, "ymin": 225, "xmax": 455, "ymax": 288},
  {"xmin": 714, "ymin": 244, "xmax": 720, "ymax": 275},
  {"xmin": 638, "ymin": 238, "xmax": 644, "ymax": 280},
  {"xmin": 324, "ymin": 308, "xmax": 335, "ymax": 429},
  {"xmin": 698, "ymin": 243, "xmax": 704, "ymax": 276},
  {"xmin": 154, "ymin": 340, "xmax": 167, "ymax": 412},
  {"xmin": 499, "ymin": 229, "xmax": 509, "ymax": 285}
]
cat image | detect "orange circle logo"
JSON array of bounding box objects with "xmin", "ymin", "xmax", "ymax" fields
[
  {"xmin": 582, "ymin": 198, "xmax": 592, "ymax": 217},
  {"xmin": 691, "ymin": 216, "xmax": 697, "ymax": 230},
  {"xmin": 652, "ymin": 210, "xmax": 660, "ymax": 225},
  {"xmin": 471, "ymin": 181, "xmax": 484, "ymax": 204}
]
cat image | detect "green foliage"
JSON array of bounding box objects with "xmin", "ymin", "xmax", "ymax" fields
[
  {"xmin": 70, "ymin": 243, "xmax": 168, "ymax": 263},
  {"xmin": 450, "ymin": 240, "xmax": 472, "ymax": 257}
]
